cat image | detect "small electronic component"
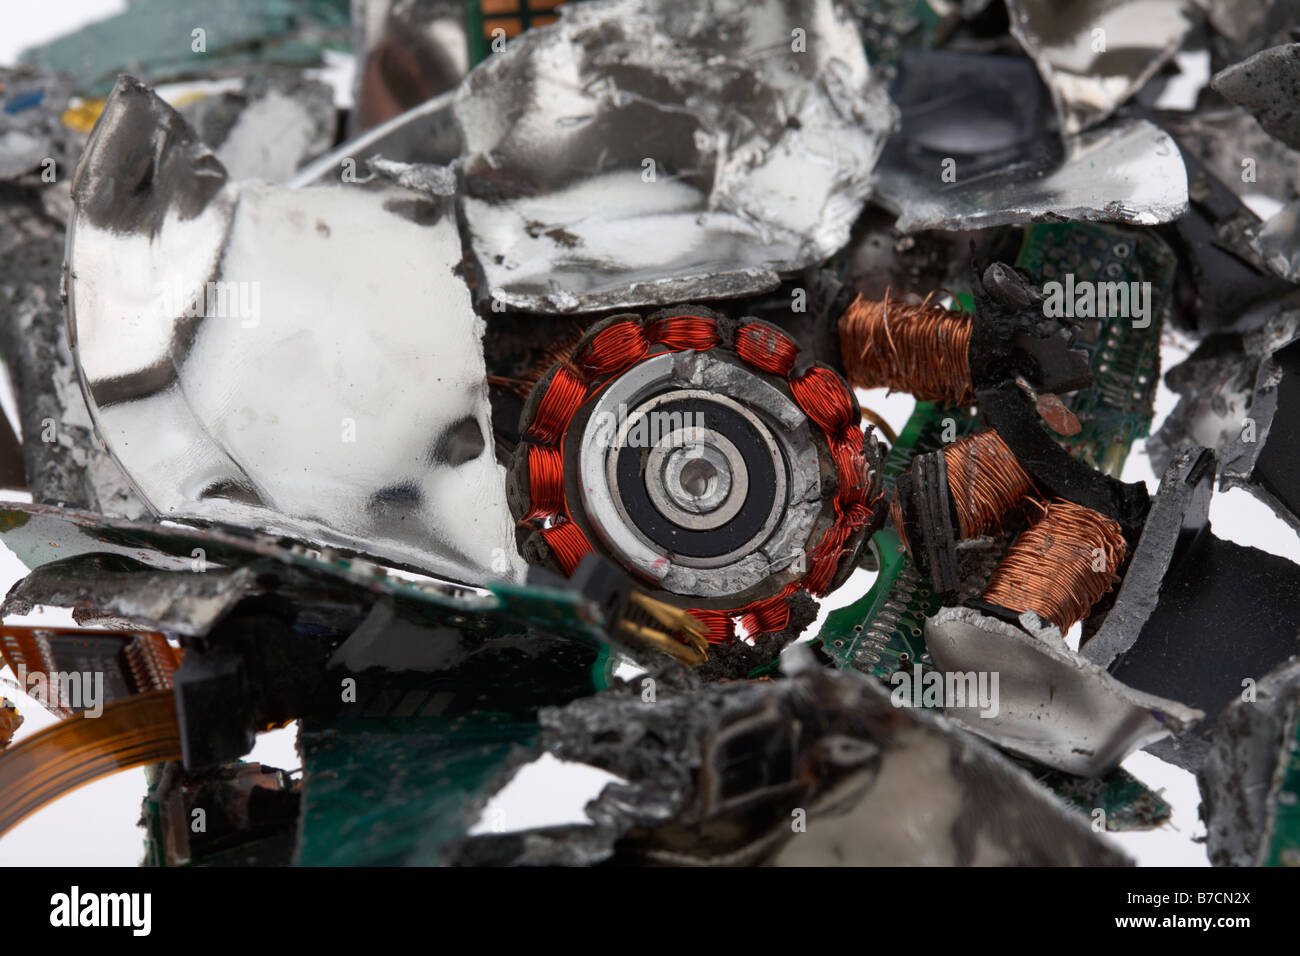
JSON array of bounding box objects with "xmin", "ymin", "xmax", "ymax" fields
[{"xmin": 0, "ymin": 625, "xmax": 182, "ymax": 718}]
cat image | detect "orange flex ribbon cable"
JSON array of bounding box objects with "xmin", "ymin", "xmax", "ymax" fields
[
  {"xmin": 518, "ymin": 313, "xmax": 873, "ymax": 646},
  {"xmin": 981, "ymin": 498, "xmax": 1128, "ymax": 633},
  {"xmin": 838, "ymin": 290, "xmax": 974, "ymax": 406},
  {"xmin": 0, "ymin": 690, "xmax": 181, "ymax": 839}
]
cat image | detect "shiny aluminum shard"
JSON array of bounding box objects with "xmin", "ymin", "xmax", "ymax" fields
[
  {"xmin": 66, "ymin": 76, "xmax": 524, "ymax": 585},
  {"xmin": 876, "ymin": 117, "xmax": 1189, "ymax": 233},
  {"xmin": 453, "ymin": 0, "xmax": 896, "ymax": 313},
  {"xmin": 1248, "ymin": 202, "xmax": 1300, "ymax": 286},
  {"xmin": 1006, "ymin": 0, "xmax": 1196, "ymax": 135},
  {"xmin": 925, "ymin": 606, "xmax": 1202, "ymax": 777}
]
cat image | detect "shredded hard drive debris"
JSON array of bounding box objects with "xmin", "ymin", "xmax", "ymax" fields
[{"xmin": 1, "ymin": 0, "xmax": 1300, "ymax": 873}]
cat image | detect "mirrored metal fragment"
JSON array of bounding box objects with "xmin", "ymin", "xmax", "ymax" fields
[
  {"xmin": 351, "ymin": 0, "xmax": 472, "ymax": 133},
  {"xmin": 1247, "ymin": 199, "xmax": 1300, "ymax": 284},
  {"xmin": 925, "ymin": 606, "xmax": 1201, "ymax": 776},
  {"xmin": 289, "ymin": 90, "xmax": 462, "ymax": 187},
  {"xmin": 876, "ymin": 118, "xmax": 1188, "ymax": 232},
  {"xmin": 1006, "ymin": 0, "xmax": 1195, "ymax": 134},
  {"xmin": 67, "ymin": 77, "xmax": 522, "ymax": 584},
  {"xmin": 0, "ymin": 185, "xmax": 147, "ymax": 514},
  {"xmin": 180, "ymin": 74, "xmax": 337, "ymax": 183},
  {"xmin": 454, "ymin": 0, "xmax": 896, "ymax": 312}
]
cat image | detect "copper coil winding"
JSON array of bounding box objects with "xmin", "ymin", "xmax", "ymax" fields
[
  {"xmin": 943, "ymin": 429, "xmax": 1037, "ymax": 538},
  {"xmin": 525, "ymin": 366, "xmax": 587, "ymax": 445},
  {"xmin": 689, "ymin": 589, "xmax": 792, "ymax": 644},
  {"xmin": 645, "ymin": 315, "xmax": 719, "ymax": 351},
  {"xmin": 524, "ymin": 444, "xmax": 566, "ymax": 520},
  {"xmin": 539, "ymin": 520, "xmax": 592, "ymax": 576},
  {"xmin": 578, "ymin": 321, "xmax": 650, "ymax": 377},
  {"xmin": 890, "ymin": 491, "xmax": 910, "ymax": 554},
  {"xmin": 790, "ymin": 366, "xmax": 858, "ymax": 435},
  {"xmin": 839, "ymin": 291, "xmax": 974, "ymax": 406},
  {"xmin": 981, "ymin": 498, "xmax": 1128, "ymax": 633},
  {"xmin": 735, "ymin": 322, "xmax": 797, "ymax": 376}
]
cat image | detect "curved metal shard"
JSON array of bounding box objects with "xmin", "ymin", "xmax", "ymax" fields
[
  {"xmin": 926, "ymin": 606, "xmax": 1202, "ymax": 776},
  {"xmin": 453, "ymin": 0, "xmax": 896, "ymax": 313},
  {"xmin": 67, "ymin": 77, "xmax": 523, "ymax": 585}
]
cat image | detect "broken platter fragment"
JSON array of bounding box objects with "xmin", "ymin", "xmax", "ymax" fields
[
  {"xmin": 66, "ymin": 76, "xmax": 523, "ymax": 585},
  {"xmin": 454, "ymin": 0, "xmax": 896, "ymax": 313}
]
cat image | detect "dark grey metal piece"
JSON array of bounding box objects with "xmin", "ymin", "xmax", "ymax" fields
[
  {"xmin": 1082, "ymin": 447, "xmax": 1215, "ymax": 667},
  {"xmin": 1212, "ymin": 44, "xmax": 1300, "ymax": 152},
  {"xmin": 1199, "ymin": 657, "xmax": 1300, "ymax": 867}
]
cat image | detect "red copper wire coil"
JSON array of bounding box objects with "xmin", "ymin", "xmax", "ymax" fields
[
  {"xmin": 838, "ymin": 291, "xmax": 974, "ymax": 406},
  {"xmin": 645, "ymin": 315, "xmax": 719, "ymax": 351},
  {"xmin": 803, "ymin": 503, "xmax": 871, "ymax": 595},
  {"xmin": 829, "ymin": 428, "xmax": 869, "ymax": 512},
  {"xmin": 981, "ymin": 498, "xmax": 1128, "ymax": 633},
  {"xmin": 577, "ymin": 321, "xmax": 650, "ymax": 378},
  {"xmin": 735, "ymin": 322, "xmax": 797, "ymax": 376},
  {"xmin": 525, "ymin": 366, "xmax": 587, "ymax": 445},
  {"xmin": 524, "ymin": 444, "xmax": 566, "ymax": 521},
  {"xmin": 540, "ymin": 520, "xmax": 593, "ymax": 576},
  {"xmin": 943, "ymin": 429, "xmax": 1037, "ymax": 538},
  {"xmin": 790, "ymin": 366, "xmax": 858, "ymax": 436},
  {"xmin": 688, "ymin": 589, "xmax": 793, "ymax": 644}
]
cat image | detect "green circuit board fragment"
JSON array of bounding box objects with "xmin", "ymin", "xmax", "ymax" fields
[
  {"xmin": 819, "ymin": 527, "xmax": 940, "ymax": 681},
  {"xmin": 1034, "ymin": 765, "xmax": 1173, "ymax": 832},
  {"xmin": 1016, "ymin": 222, "xmax": 1174, "ymax": 477},
  {"xmin": 295, "ymin": 713, "xmax": 535, "ymax": 866},
  {"xmin": 1263, "ymin": 708, "xmax": 1300, "ymax": 866}
]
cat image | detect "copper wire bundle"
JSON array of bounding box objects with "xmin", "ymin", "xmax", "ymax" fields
[
  {"xmin": 981, "ymin": 498, "xmax": 1128, "ymax": 633},
  {"xmin": 645, "ymin": 315, "xmax": 719, "ymax": 351},
  {"xmin": 889, "ymin": 491, "xmax": 910, "ymax": 553},
  {"xmin": 539, "ymin": 519, "xmax": 593, "ymax": 576},
  {"xmin": 524, "ymin": 444, "xmax": 566, "ymax": 520},
  {"xmin": 839, "ymin": 291, "xmax": 974, "ymax": 405},
  {"xmin": 524, "ymin": 366, "xmax": 587, "ymax": 445},
  {"xmin": 943, "ymin": 429, "xmax": 1037, "ymax": 538},
  {"xmin": 790, "ymin": 366, "xmax": 857, "ymax": 435},
  {"xmin": 735, "ymin": 322, "xmax": 797, "ymax": 375},
  {"xmin": 690, "ymin": 589, "xmax": 792, "ymax": 644},
  {"xmin": 577, "ymin": 321, "xmax": 650, "ymax": 377}
]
